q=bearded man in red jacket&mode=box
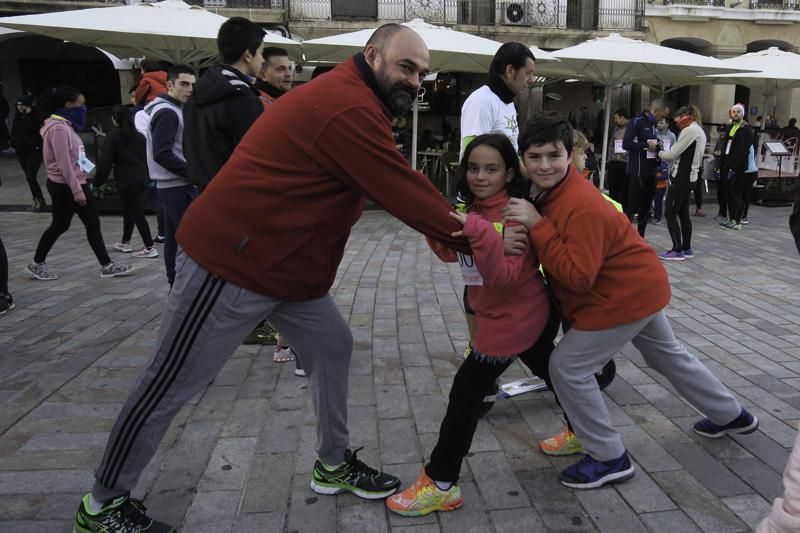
[75,23,482,532]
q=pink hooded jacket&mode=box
[41,117,88,203]
[427,191,549,356]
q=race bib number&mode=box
[614,139,624,154]
[458,252,483,286]
[78,146,95,173]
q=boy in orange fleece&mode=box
[502,111,758,489]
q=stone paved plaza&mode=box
[1,155,799,532]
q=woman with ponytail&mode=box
[26,87,134,280]
[94,106,156,258]
[657,105,707,261]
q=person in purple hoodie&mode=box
[25,87,134,281]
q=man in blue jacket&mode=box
[622,99,669,237]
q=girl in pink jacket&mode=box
[387,134,549,516]
[26,87,133,281]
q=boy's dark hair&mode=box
[613,108,629,119]
[262,46,288,63]
[140,59,162,73]
[456,133,529,206]
[519,111,574,155]
[489,42,535,79]
[37,86,82,117]
[217,17,266,65]
[167,64,194,83]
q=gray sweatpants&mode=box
[92,251,352,501]
[549,309,742,462]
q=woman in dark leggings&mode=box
[25,87,134,281]
[0,236,12,315]
[94,106,157,258]
[658,105,707,261]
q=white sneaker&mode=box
[114,241,133,253]
[132,247,159,258]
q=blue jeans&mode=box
[158,184,197,285]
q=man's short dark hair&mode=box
[218,17,266,64]
[365,23,408,50]
[519,111,574,155]
[614,108,629,119]
[489,42,535,78]
[141,59,162,73]
[167,64,194,83]
[790,118,797,127]
[262,46,288,63]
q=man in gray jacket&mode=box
[143,64,196,285]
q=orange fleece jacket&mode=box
[529,165,671,330]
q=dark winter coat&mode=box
[93,128,150,192]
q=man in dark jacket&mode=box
[719,103,754,230]
[622,99,669,237]
[182,16,264,190]
[10,94,45,212]
[254,46,293,107]
[75,24,472,533]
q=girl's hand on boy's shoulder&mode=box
[448,211,468,237]
[502,198,541,230]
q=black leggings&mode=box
[34,180,111,266]
[716,178,728,218]
[426,351,516,482]
[665,173,693,252]
[429,297,561,482]
[727,173,745,223]
[16,150,44,202]
[0,236,8,296]
[636,175,656,237]
[119,190,153,248]
[693,178,703,210]
[742,171,757,219]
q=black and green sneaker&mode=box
[310,448,401,500]
[74,493,176,533]
[242,323,278,345]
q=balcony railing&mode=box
[663,0,724,5]
[749,0,800,8]
[289,0,645,30]
[185,0,284,8]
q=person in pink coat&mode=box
[25,87,134,281]
[387,133,549,516]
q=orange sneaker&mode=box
[539,428,583,456]
[386,470,463,517]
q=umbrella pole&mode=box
[599,83,612,191]
[412,99,419,170]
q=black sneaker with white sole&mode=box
[73,493,175,533]
[693,408,759,438]
[310,447,400,499]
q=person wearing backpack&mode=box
[94,106,156,258]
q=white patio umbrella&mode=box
[304,19,559,168]
[699,47,800,119]
[0,0,301,65]
[535,33,755,188]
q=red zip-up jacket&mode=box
[427,191,549,356]
[177,56,470,300]
[529,165,671,330]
